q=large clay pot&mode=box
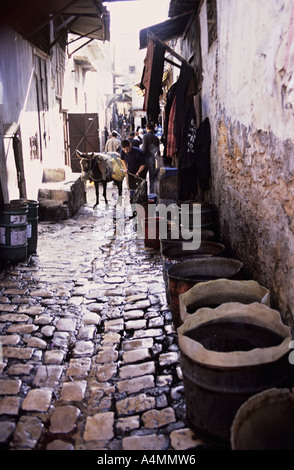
[179,278,270,324]
[178,303,294,447]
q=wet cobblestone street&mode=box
[0,183,212,453]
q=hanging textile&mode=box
[195,117,211,190]
[140,37,165,125]
[175,63,199,201]
[174,62,197,150]
[140,38,154,113]
[177,113,211,200]
[162,82,177,164]
[166,96,177,165]
[177,96,198,201]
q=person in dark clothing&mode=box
[142,123,160,194]
[131,131,142,148]
[128,131,135,145]
[120,139,146,202]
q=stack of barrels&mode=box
[0,199,39,262]
[152,173,294,449]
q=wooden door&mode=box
[68,113,100,172]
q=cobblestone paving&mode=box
[0,184,213,452]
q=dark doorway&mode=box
[68,113,100,172]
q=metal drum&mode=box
[167,257,243,328]
[178,303,294,448]
[11,199,39,254]
[0,202,28,261]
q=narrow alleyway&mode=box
[0,182,213,453]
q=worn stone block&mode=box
[22,389,52,412]
[84,412,114,441]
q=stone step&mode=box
[38,174,86,221]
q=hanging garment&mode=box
[140,38,165,124]
[177,96,198,201]
[140,38,154,113]
[163,82,177,162]
[195,117,211,190]
[166,95,177,159]
[174,62,197,150]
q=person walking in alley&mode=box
[130,130,142,148]
[120,139,146,203]
[142,122,160,194]
[105,130,121,152]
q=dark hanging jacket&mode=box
[195,117,211,190]
[177,96,198,201]
[140,38,165,125]
[174,62,197,150]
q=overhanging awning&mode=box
[2,0,110,51]
[139,11,193,50]
[168,0,201,18]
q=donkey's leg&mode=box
[118,181,123,197]
[116,181,123,206]
[93,181,99,208]
[102,181,108,205]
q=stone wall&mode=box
[178,0,294,322]
[211,0,294,322]
[215,111,294,322]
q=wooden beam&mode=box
[28,0,80,37]
[68,37,95,57]
[147,30,196,72]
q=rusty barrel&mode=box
[178,303,294,448]
[162,241,225,304]
[167,257,243,328]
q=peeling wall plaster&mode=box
[195,0,294,321]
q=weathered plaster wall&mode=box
[0,27,68,201]
[197,0,294,321]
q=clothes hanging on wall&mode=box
[162,82,177,164]
[140,38,154,114]
[140,37,165,125]
[177,95,198,201]
[166,96,177,167]
[194,117,211,191]
[174,62,197,150]
[162,62,211,201]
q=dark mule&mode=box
[77,150,125,208]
